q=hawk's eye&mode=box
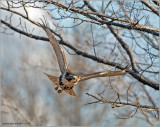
[72,76,78,83]
[72,76,76,80]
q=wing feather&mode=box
[44,73,58,86]
[79,70,126,81]
[43,27,69,73]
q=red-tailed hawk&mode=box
[41,25,128,97]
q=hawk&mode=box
[41,25,128,97]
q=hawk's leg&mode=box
[55,86,63,94]
[55,86,58,91]
[58,89,63,93]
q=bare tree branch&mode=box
[152,0,160,6]
[141,0,159,16]
[1,19,159,90]
[42,1,159,36]
[84,0,138,72]
[86,93,159,111]
[1,1,159,125]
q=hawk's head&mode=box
[65,72,79,83]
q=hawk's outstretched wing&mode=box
[44,73,58,86]
[42,27,69,73]
[79,70,126,81]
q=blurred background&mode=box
[1,0,159,126]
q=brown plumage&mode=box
[41,25,128,97]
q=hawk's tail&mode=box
[64,89,78,98]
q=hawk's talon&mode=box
[58,90,63,93]
[55,87,58,90]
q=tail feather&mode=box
[64,89,78,98]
